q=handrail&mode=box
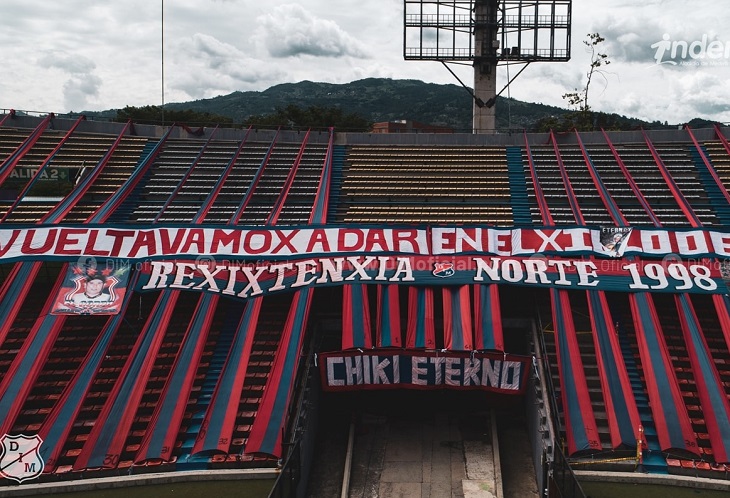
[153,125,221,222]
[42,120,134,224]
[714,123,730,156]
[267,129,311,224]
[641,128,702,228]
[549,130,584,224]
[600,128,661,226]
[685,125,730,206]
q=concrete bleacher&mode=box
[334,144,514,224]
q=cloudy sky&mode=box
[1,0,729,125]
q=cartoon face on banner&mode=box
[51,259,130,315]
[599,227,633,257]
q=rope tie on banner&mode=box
[636,425,645,471]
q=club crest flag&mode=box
[0,434,44,483]
[51,259,130,315]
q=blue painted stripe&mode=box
[255,288,312,455]
[197,297,260,451]
[142,294,214,459]
[414,288,428,348]
[351,285,368,348]
[587,291,635,445]
[678,295,730,458]
[633,293,685,449]
[477,285,496,350]
[552,289,591,452]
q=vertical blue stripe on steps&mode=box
[616,325,667,473]
[506,147,532,226]
[177,298,242,467]
[325,145,346,223]
[107,140,157,223]
[688,145,730,225]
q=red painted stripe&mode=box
[552,289,601,454]
[586,291,641,448]
[73,291,180,470]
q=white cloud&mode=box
[253,4,370,59]
[0,0,729,124]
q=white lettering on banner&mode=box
[624,262,717,291]
[2,226,730,260]
[676,230,708,255]
[412,357,428,385]
[322,354,525,391]
[137,256,721,296]
[472,258,596,287]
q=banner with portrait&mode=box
[51,259,130,315]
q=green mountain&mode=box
[102,78,716,132]
[163,78,578,132]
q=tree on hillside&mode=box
[115,106,234,127]
[244,104,372,131]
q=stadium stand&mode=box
[0,114,729,492]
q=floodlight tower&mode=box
[404,1,572,134]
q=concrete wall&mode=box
[1,112,727,146]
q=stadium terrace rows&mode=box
[1,113,730,487]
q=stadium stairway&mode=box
[505,146,532,225]
[325,145,346,223]
[106,140,158,223]
[176,298,241,469]
[617,323,666,473]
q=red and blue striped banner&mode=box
[406,287,435,349]
[676,294,730,462]
[442,286,473,351]
[551,289,602,455]
[191,297,261,456]
[39,274,139,471]
[0,271,67,437]
[246,288,313,458]
[137,293,218,462]
[342,285,372,349]
[376,285,402,348]
[586,291,641,448]
[630,293,698,454]
[73,291,179,470]
[473,284,503,351]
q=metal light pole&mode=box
[161,0,165,126]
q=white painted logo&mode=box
[0,434,45,483]
[651,34,730,66]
